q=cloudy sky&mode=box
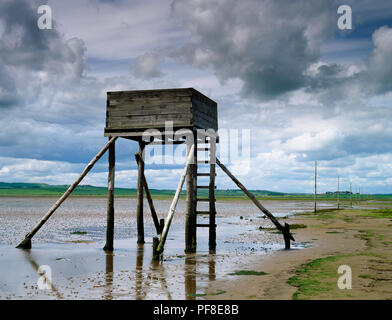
[0,0,391,193]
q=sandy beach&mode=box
[0,197,391,300]
[203,202,392,300]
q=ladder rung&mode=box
[197,185,209,189]
[197,173,211,176]
[196,211,210,215]
[197,198,216,202]
[197,160,210,164]
[196,224,217,228]
[197,147,210,151]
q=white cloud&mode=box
[132,52,164,79]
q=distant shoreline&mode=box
[1,182,391,201]
[0,193,391,203]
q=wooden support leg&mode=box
[216,157,295,248]
[209,136,217,253]
[104,139,115,251]
[159,218,165,234]
[185,132,197,253]
[136,141,145,244]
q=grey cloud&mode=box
[0,65,18,107]
[0,0,88,108]
[169,0,392,103]
[306,26,392,104]
[365,26,392,94]
[170,0,336,100]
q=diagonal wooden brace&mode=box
[134,152,163,234]
[215,158,295,248]
[16,137,118,249]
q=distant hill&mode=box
[1,182,389,199]
[0,181,287,198]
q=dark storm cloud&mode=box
[169,0,392,103]
[0,0,112,163]
[0,0,88,108]
[0,64,19,107]
[170,0,336,100]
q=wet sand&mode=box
[1,197,379,300]
[203,202,392,300]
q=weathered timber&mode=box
[197,173,213,177]
[105,88,218,137]
[159,218,164,234]
[135,152,161,234]
[208,136,217,252]
[136,142,145,244]
[104,139,116,251]
[185,134,197,253]
[16,137,118,249]
[156,144,195,255]
[196,211,210,215]
[215,158,295,246]
[152,237,160,261]
[196,224,216,227]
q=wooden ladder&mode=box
[196,133,217,252]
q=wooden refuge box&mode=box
[104,88,218,137]
[17,86,294,254]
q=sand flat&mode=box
[1,197,390,299]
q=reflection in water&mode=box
[135,244,145,300]
[22,249,63,299]
[19,246,218,300]
[150,259,172,300]
[208,255,216,281]
[184,254,196,300]
[104,252,114,300]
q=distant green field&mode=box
[0,182,391,201]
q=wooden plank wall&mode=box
[105,88,218,134]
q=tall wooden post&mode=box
[314,160,317,213]
[185,132,197,253]
[136,141,145,244]
[104,138,115,251]
[209,135,217,252]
